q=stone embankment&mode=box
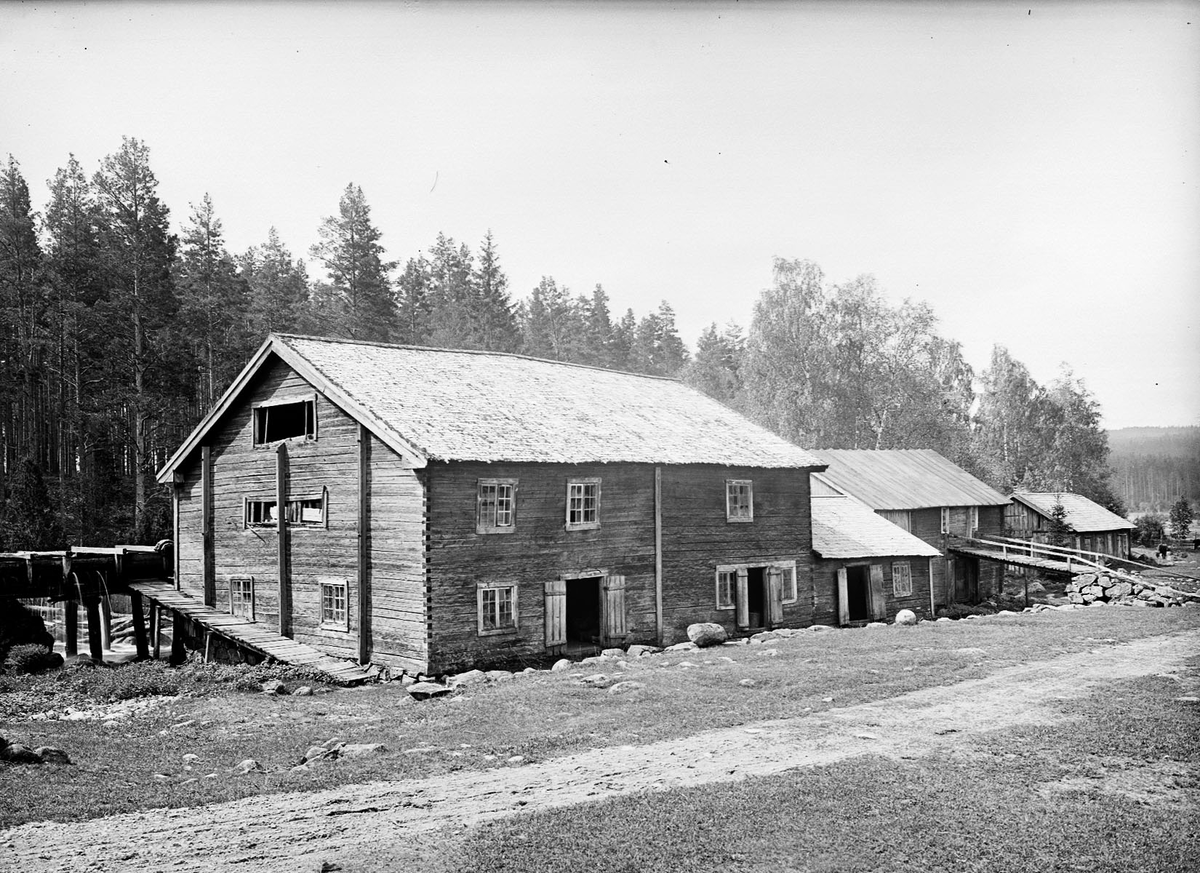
[1066,572,1200,608]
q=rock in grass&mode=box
[807,624,835,632]
[303,745,333,763]
[451,669,487,687]
[292,686,314,697]
[235,758,265,774]
[261,679,286,696]
[601,647,626,658]
[665,641,698,652]
[550,659,573,672]
[35,746,71,765]
[687,623,728,647]
[626,644,661,657]
[865,622,887,629]
[608,681,645,695]
[407,681,453,701]
[739,678,759,688]
[579,674,611,687]
[338,742,386,758]
[750,631,779,644]
[1,743,42,764]
[893,609,918,626]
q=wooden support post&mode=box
[130,591,150,661]
[276,443,291,638]
[170,613,186,664]
[64,600,78,657]
[357,423,371,665]
[151,604,161,659]
[84,599,104,662]
[202,445,215,606]
[99,593,112,652]
[654,465,663,645]
[203,631,213,664]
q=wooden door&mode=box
[766,566,784,628]
[836,568,849,626]
[735,568,750,630]
[868,564,887,620]
[544,579,566,647]
[602,575,627,642]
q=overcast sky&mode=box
[3,0,1197,430]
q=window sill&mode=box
[319,621,350,633]
[478,626,519,637]
[565,523,600,532]
[726,517,754,523]
[476,526,517,535]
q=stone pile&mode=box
[1066,572,1200,607]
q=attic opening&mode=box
[565,576,602,648]
[254,398,315,445]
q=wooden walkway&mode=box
[128,581,370,685]
[948,544,1082,575]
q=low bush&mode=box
[4,643,62,674]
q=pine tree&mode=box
[1046,496,1073,548]
[425,233,476,348]
[686,321,743,404]
[472,230,520,352]
[1168,497,1194,541]
[310,184,396,342]
[0,456,64,551]
[394,256,432,346]
[241,227,310,339]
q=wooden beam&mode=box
[202,444,214,605]
[130,591,150,660]
[170,612,186,664]
[84,599,103,662]
[150,604,161,659]
[64,600,78,657]
[276,443,291,637]
[654,465,663,645]
[357,423,371,665]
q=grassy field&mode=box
[2,604,1198,832]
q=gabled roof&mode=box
[1011,492,1135,532]
[811,486,942,559]
[813,449,1009,510]
[157,335,825,482]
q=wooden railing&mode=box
[949,534,1140,583]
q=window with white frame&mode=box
[245,490,327,528]
[566,479,600,530]
[478,582,518,634]
[320,579,348,629]
[477,479,516,533]
[892,562,913,597]
[229,576,254,619]
[780,562,798,604]
[253,397,316,445]
[716,569,737,610]
[726,480,753,522]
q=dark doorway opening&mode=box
[746,566,766,628]
[846,565,871,622]
[565,576,602,649]
[952,558,979,603]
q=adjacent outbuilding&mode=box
[1006,492,1135,559]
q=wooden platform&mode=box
[128,580,370,685]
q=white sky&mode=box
[2,0,1198,429]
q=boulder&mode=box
[625,644,661,657]
[807,624,836,632]
[1025,580,1047,595]
[450,669,487,687]
[550,658,573,672]
[865,622,887,630]
[35,747,71,765]
[2,742,42,764]
[484,670,514,682]
[338,742,386,758]
[1074,573,1097,587]
[235,758,265,774]
[665,641,698,652]
[750,632,779,644]
[686,623,728,647]
[1097,575,1114,589]
[607,681,645,695]
[893,609,918,626]
[303,745,334,763]
[601,647,626,658]
[1068,593,1085,604]
[292,686,314,697]
[1107,582,1133,600]
[261,679,286,696]
[407,681,453,701]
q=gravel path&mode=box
[4,628,1198,872]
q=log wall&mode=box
[811,555,934,625]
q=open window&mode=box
[478,582,519,635]
[244,489,327,528]
[477,479,517,534]
[253,397,316,446]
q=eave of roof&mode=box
[813,449,1010,510]
[811,493,942,559]
[1011,492,1135,532]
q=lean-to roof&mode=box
[813,449,1009,510]
[158,335,824,480]
[1011,492,1134,533]
[811,490,942,560]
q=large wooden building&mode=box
[157,334,826,674]
[809,474,942,625]
[813,450,1010,606]
[1005,492,1134,559]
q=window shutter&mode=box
[735,568,750,630]
[868,564,887,620]
[602,575,627,640]
[766,567,784,627]
[544,579,566,647]
[836,568,849,626]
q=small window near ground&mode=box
[320,580,348,629]
[716,569,737,610]
[892,562,913,597]
[477,479,517,533]
[245,490,327,528]
[726,480,753,522]
[253,398,316,445]
[230,576,254,619]
[566,479,600,530]
[478,583,518,634]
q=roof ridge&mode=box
[272,333,683,384]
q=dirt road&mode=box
[4,628,1198,872]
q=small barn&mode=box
[813,449,1010,606]
[1006,492,1134,559]
[156,334,826,675]
[810,474,942,625]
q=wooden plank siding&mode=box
[899,505,1004,607]
[660,465,813,644]
[812,556,933,626]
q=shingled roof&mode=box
[1011,492,1134,533]
[158,335,824,480]
[813,449,1009,510]
[810,478,942,559]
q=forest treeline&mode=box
[1,138,1125,549]
[1108,427,1200,512]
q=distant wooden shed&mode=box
[810,474,942,625]
[813,449,1011,606]
[156,334,826,674]
[1006,492,1134,559]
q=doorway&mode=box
[746,566,766,628]
[565,576,602,648]
[845,565,870,622]
[951,557,978,603]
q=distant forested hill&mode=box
[1108,426,1200,512]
